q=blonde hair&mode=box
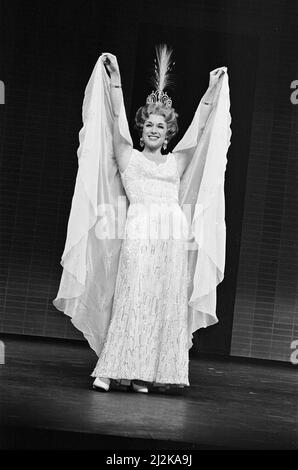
[134,103,178,142]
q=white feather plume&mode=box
[151,44,174,92]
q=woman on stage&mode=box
[53,46,231,394]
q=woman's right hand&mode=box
[101,53,120,77]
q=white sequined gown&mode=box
[91,149,190,386]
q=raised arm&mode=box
[174,68,224,178]
[102,53,132,173]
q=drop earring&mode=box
[162,139,168,150]
[140,137,144,148]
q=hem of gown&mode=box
[90,372,190,387]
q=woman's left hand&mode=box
[208,67,225,89]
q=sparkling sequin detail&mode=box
[91,149,190,386]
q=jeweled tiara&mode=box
[145,44,174,109]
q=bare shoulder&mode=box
[172,151,189,178]
[115,145,134,174]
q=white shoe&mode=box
[131,381,149,393]
[93,377,110,392]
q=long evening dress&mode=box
[52,55,231,386]
[91,149,190,385]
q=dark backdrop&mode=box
[0,0,297,361]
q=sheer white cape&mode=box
[53,54,232,356]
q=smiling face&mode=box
[142,114,167,151]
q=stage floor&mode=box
[0,335,297,450]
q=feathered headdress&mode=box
[146,44,175,109]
